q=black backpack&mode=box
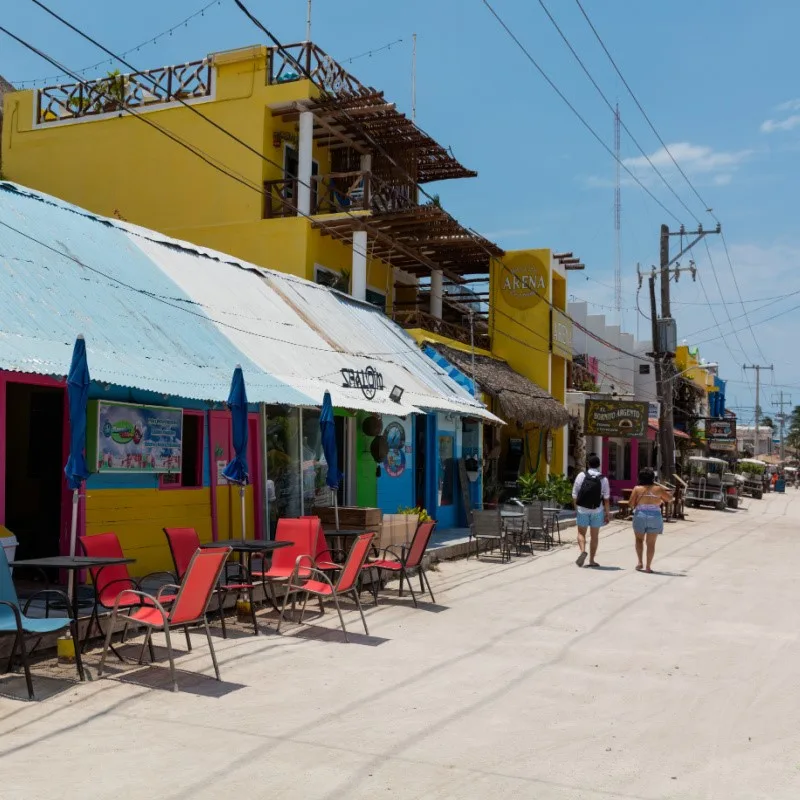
[576,472,603,508]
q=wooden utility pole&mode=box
[773,390,791,461]
[656,223,721,482]
[648,271,667,476]
[744,363,774,456]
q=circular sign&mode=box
[499,251,549,310]
[384,421,406,450]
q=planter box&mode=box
[312,506,382,530]
[379,514,419,551]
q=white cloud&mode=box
[776,98,800,112]
[760,99,800,133]
[586,142,751,190]
[622,142,752,174]
[761,114,800,133]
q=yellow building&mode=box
[405,248,571,495]
[1,42,486,309]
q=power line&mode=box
[573,0,715,220]
[11,0,224,87]
[341,38,404,65]
[478,0,683,224]
[719,231,769,362]
[536,0,699,224]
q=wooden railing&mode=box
[36,59,212,124]
[267,42,371,96]
[263,171,415,219]
[393,309,490,350]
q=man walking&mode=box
[572,454,610,567]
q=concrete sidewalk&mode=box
[1,492,799,799]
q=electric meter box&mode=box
[657,318,677,354]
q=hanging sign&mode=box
[706,417,736,447]
[341,366,384,399]
[584,399,648,438]
[88,400,182,473]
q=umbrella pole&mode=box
[66,487,79,617]
[333,487,339,531]
[240,483,247,539]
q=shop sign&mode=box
[551,308,573,361]
[341,366,384,400]
[648,401,660,420]
[88,400,182,473]
[584,399,648,438]
[498,252,549,310]
[706,417,736,446]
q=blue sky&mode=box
[2,0,799,421]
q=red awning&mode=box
[648,418,691,440]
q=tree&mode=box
[760,415,774,429]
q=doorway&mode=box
[415,415,427,509]
[4,383,65,562]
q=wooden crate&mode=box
[312,506,382,529]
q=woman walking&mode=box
[629,468,673,573]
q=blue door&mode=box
[436,433,457,529]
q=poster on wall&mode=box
[88,400,183,473]
[584,399,648,438]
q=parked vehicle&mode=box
[684,457,730,511]
[721,469,742,509]
[737,458,767,499]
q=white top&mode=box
[572,468,611,513]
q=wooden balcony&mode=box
[393,309,490,351]
[262,171,415,219]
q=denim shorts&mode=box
[633,508,664,535]
[576,508,605,529]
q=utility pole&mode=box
[648,272,666,475]
[743,364,774,456]
[772,389,790,461]
[656,223,721,483]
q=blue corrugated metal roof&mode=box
[0,182,312,405]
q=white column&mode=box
[297,110,314,216]
[352,229,368,300]
[430,269,443,318]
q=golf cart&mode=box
[684,457,730,511]
[737,458,766,499]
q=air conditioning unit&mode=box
[657,318,677,354]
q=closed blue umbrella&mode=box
[65,334,90,596]
[223,366,249,538]
[320,391,341,530]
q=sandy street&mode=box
[1,492,799,799]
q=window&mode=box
[639,364,650,375]
[160,412,204,489]
[365,288,386,311]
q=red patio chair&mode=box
[98,546,232,692]
[79,532,177,654]
[278,532,375,642]
[163,527,258,639]
[365,521,437,607]
[300,516,341,573]
[250,518,316,607]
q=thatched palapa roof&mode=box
[432,344,569,430]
